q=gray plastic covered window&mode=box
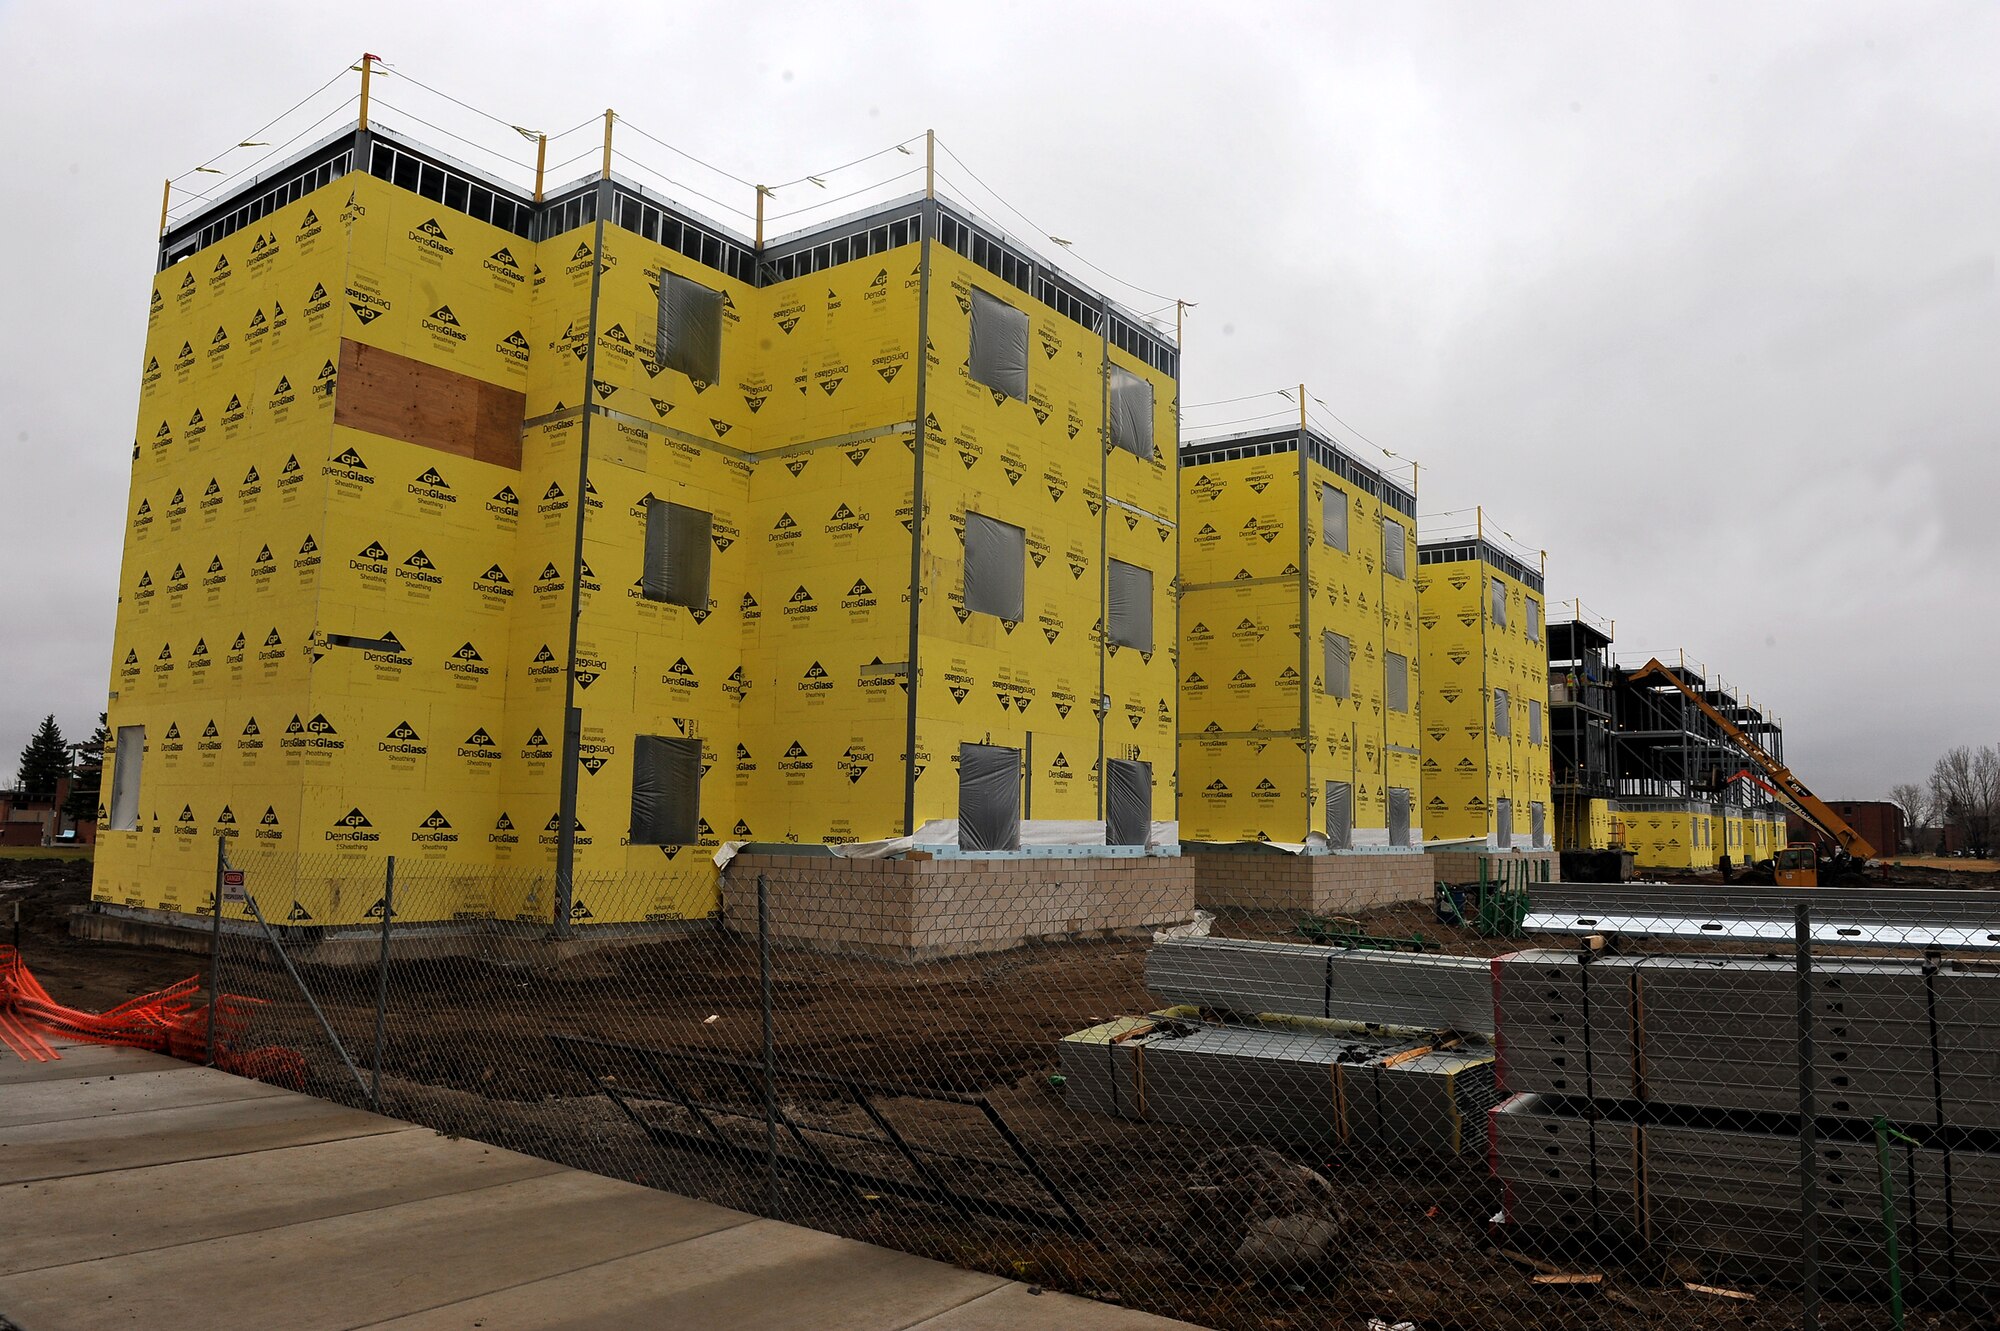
[1384,651,1409,713]
[1531,801,1547,848]
[1494,688,1512,737]
[1496,797,1514,848]
[631,734,702,846]
[1323,632,1350,698]
[1107,758,1152,847]
[968,287,1029,400]
[1109,365,1154,459]
[1326,780,1353,849]
[1107,558,1153,651]
[643,500,712,609]
[958,743,1022,851]
[1322,485,1348,551]
[1526,597,1541,643]
[1491,577,1508,628]
[1529,698,1543,745]
[1382,518,1406,578]
[107,725,144,830]
[1387,787,1412,847]
[657,272,724,385]
[963,512,1025,621]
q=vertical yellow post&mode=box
[1297,383,1307,433]
[600,109,615,181]
[1477,506,1484,541]
[357,54,374,132]
[159,178,172,236]
[755,185,768,248]
[925,129,935,200]
[534,134,548,201]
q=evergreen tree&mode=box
[63,712,110,822]
[15,714,67,796]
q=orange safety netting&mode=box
[0,945,305,1087]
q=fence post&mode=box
[758,870,778,1216]
[206,833,225,1066]
[1796,903,1821,1330]
[369,855,394,1111]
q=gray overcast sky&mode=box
[2,1,1993,799]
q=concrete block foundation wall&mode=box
[1187,849,1434,915]
[721,852,1195,962]
[1429,850,1559,886]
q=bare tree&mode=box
[1888,781,1932,852]
[1930,745,2000,857]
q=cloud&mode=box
[1,1,1992,800]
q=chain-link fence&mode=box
[183,843,1997,1331]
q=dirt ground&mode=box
[4,853,1993,1331]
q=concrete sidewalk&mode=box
[0,1039,1201,1331]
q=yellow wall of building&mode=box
[1415,552,1551,848]
[97,163,1180,928]
[1613,800,1719,870]
[1177,438,1419,846]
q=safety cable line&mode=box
[171,62,352,184]
[619,118,757,190]
[934,137,1177,307]
[611,150,758,221]
[764,166,927,224]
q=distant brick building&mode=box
[0,778,91,848]
[1786,800,1903,858]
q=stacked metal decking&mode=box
[1058,938,1501,1154]
[1490,947,2000,1290]
[1491,1094,2000,1287]
[1491,949,2000,1124]
[1059,1011,1497,1154]
[1144,936,1495,1034]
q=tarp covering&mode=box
[1323,632,1350,699]
[632,734,702,846]
[1531,801,1547,848]
[1491,576,1508,627]
[107,725,144,830]
[1385,651,1409,713]
[1383,516,1407,578]
[1494,689,1512,737]
[963,512,1025,620]
[1388,787,1413,847]
[1107,758,1152,846]
[1495,797,1513,848]
[1325,780,1353,848]
[658,272,724,384]
[644,500,712,608]
[957,743,1022,851]
[1322,484,1348,550]
[1109,364,1154,459]
[967,287,1029,400]
[1107,558,1153,652]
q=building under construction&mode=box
[1414,528,1554,876]
[1176,419,1433,909]
[1607,654,1788,870]
[1545,610,1616,852]
[93,101,1180,932]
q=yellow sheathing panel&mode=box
[102,177,356,915]
[1416,552,1550,848]
[1180,441,1416,845]
[100,161,1185,928]
[1614,800,1719,869]
[909,248,1175,832]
